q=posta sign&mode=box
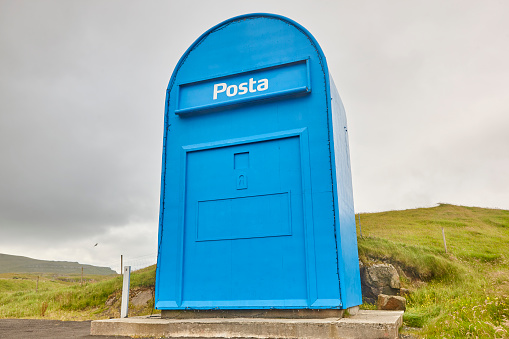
[175,59,310,115]
[213,78,268,100]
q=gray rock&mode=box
[131,289,153,307]
[360,263,401,303]
[400,288,410,297]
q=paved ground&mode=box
[0,319,260,339]
[0,318,415,338]
[0,319,131,339]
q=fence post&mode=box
[358,213,363,238]
[121,266,131,318]
[442,227,448,253]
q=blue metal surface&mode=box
[176,59,310,115]
[156,13,362,310]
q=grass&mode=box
[358,237,465,282]
[0,265,158,320]
[1,203,508,337]
[358,204,509,338]
[358,204,509,263]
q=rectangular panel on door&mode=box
[182,136,307,307]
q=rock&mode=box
[377,294,406,311]
[131,289,153,307]
[346,305,359,316]
[400,288,410,297]
[360,263,401,303]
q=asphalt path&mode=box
[0,319,130,339]
[0,319,258,339]
[0,318,414,338]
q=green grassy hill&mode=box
[357,204,509,338]
[0,265,157,320]
[358,203,509,263]
[0,253,116,275]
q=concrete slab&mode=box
[91,310,403,339]
[161,308,345,319]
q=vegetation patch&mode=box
[0,265,158,320]
[358,237,464,282]
[358,204,509,338]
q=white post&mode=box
[358,213,363,238]
[121,266,131,318]
[442,227,448,253]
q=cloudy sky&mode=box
[1,0,508,271]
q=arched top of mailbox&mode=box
[166,13,331,115]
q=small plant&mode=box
[40,301,48,317]
[360,302,377,310]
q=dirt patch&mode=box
[98,287,157,319]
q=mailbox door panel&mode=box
[181,136,307,307]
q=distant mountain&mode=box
[0,253,116,275]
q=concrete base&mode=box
[161,308,345,319]
[91,310,403,339]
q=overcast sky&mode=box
[1,0,508,271]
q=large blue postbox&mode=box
[155,13,362,310]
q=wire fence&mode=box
[123,253,157,272]
[104,253,158,274]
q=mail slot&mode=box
[155,13,362,310]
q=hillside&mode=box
[0,253,116,275]
[357,204,509,338]
[0,265,157,320]
[357,203,509,263]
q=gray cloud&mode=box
[0,0,508,267]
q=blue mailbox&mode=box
[155,13,362,310]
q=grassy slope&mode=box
[0,266,157,320]
[358,204,509,262]
[358,204,509,338]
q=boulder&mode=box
[400,287,410,297]
[360,263,401,303]
[377,294,406,311]
[131,288,153,307]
